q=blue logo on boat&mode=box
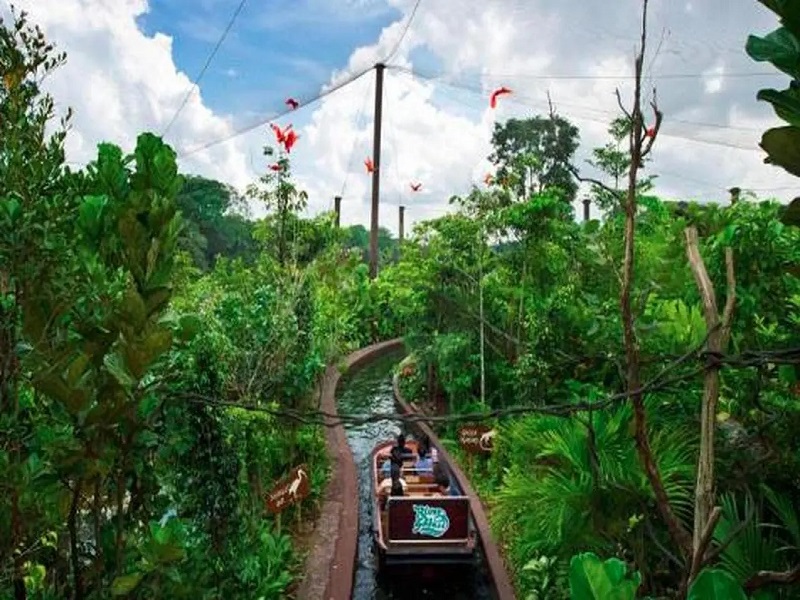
[412,504,450,537]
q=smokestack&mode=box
[334,196,341,227]
[582,197,591,222]
[399,205,405,244]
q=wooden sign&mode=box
[265,464,310,514]
[457,425,496,454]
[387,497,470,542]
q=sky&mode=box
[3,0,799,234]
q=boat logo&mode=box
[411,504,450,537]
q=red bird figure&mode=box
[410,182,422,192]
[484,173,494,185]
[490,86,512,109]
[270,123,292,144]
[364,158,374,173]
[644,107,658,138]
[283,128,299,153]
[269,163,282,172]
[286,97,299,110]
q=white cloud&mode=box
[7,0,800,240]
[704,64,725,94]
[4,0,256,190]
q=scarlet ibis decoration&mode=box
[270,123,299,153]
[490,86,512,109]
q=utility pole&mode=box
[334,195,341,228]
[479,228,486,406]
[396,205,405,262]
[368,63,385,280]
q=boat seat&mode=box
[405,484,440,496]
[403,473,435,484]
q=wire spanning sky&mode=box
[6,0,798,233]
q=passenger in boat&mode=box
[432,471,455,497]
[414,441,434,473]
[381,454,396,477]
[378,462,406,509]
[432,463,459,496]
[392,433,415,460]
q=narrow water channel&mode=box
[337,353,496,600]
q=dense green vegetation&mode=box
[2,0,800,598]
[0,9,386,598]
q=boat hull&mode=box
[371,439,476,570]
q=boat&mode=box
[371,437,477,567]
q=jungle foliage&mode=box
[0,8,380,598]
[3,1,800,599]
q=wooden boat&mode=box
[371,438,477,567]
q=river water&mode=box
[337,352,496,600]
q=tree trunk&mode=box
[619,0,693,559]
[69,480,84,600]
[684,228,735,558]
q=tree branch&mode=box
[567,163,624,198]
[618,0,692,559]
[615,89,632,120]
[684,225,736,563]
[640,94,663,161]
[688,506,722,582]
[744,565,800,593]
[721,247,736,347]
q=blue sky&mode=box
[136,0,402,126]
[17,0,800,232]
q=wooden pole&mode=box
[397,205,405,262]
[334,195,341,228]
[479,228,486,406]
[368,63,386,280]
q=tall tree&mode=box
[0,8,73,597]
[489,115,580,203]
[586,115,656,213]
[175,175,255,269]
[246,149,307,267]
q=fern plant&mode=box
[491,399,695,579]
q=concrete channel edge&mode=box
[296,338,406,600]
[392,373,518,600]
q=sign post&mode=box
[457,424,496,454]
[265,464,311,521]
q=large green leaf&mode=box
[757,88,800,127]
[118,287,147,328]
[746,28,800,79]
[176,313,203,342]
[757,0,800,34]
[760,126,800,177]
[32,373,89,415]
[687,569,747,600]
[568,552,641,600]
[110,572,144,596]
[104,352,135,390]
[780,197,800,226]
